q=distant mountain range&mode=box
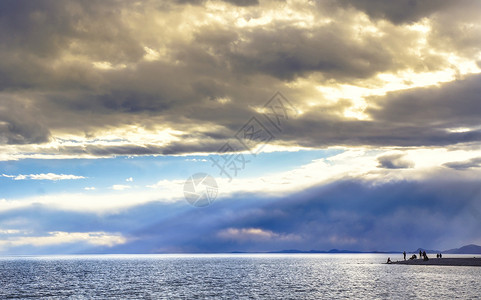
[268,249,366,254]
[237,244,481,254]
[443,244,481,254]
[412,244,481,254]
[411,248,441,254]
[232,249,397,254]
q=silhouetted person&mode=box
[423,251,427,261]
[440,253,442,258]
[387,257,392,264]
[419,250,422,259]
[403,251,406,260]
[436,253,439,258]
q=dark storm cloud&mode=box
[174,0,258,6]
[443,157,481,170]
[338,0,481,58]
[95,178,481,253]
[274,113,481,148]
[2,176,480,254]
[224,25,396,81]
[368,73,481,128]
[222,0,259,6]
[0,95,51,144]
[0,0,143,86]
[53,141,228,156]
[377,153,414,169]
[338,0,456,24]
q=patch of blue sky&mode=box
[0,149,343,199]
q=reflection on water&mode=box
[0,254,480,299]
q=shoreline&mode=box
[391,257,481,267]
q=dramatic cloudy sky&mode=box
[1,0,481,254]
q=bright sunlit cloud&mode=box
[2,173,86,181]
[0,231,127,249]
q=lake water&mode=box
[1,254,480,299]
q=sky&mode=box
[0,0,481,254]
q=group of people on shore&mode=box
[387,250,444,263]
[401,250,442,261]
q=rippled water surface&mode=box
[1,254,480,299]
